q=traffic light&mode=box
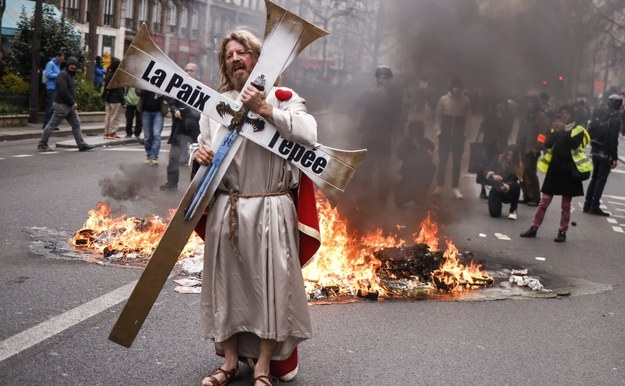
[542,80,548,86]
[558,75,564,81]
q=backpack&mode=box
[41,70,48,85]
[587,108,609,146]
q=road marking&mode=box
[0,280,137,363]
[603,194,625,201]
[102,148,169,153]
[12,155,34,158]
[612,226,624,233]
[607,218,618,224]
[608,201,625,207]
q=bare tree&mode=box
[302,0,370,80]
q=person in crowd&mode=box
[160,63,201,191]
[476,98,515,199]
[37,57,94,153]
[515,91,550,207]
[520,105,592,242]
[137,89,168,165]
[354,65,404,203]
[124,87,142,139]
[483,145,522,219]
[583,94,622,216]
[395,120,435,207]
[93,56,107,91]
[102,57,125,139]
[192,29,318,386]
[573,98,590,128]
[42,51,65,129]
[433,77,471,199]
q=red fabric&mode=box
[296,173,321,266]
[269,174,320,377]
[275,89,293,101]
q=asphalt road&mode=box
[1,130,625,386]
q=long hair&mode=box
[499,145,523,181]
[217,29,262,92]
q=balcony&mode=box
[67,8,79,21]
[125,18,135,30]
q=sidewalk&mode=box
[0,119,171,149]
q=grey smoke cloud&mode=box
[99,164,160,201]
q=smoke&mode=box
[99,164,160,201]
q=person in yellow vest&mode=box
[520,104,592,242]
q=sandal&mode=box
[251,374,275,386]
[201,366,239,386]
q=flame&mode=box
[430,240,493,292]
[303,194,493,297]
[71,198,492,296]
[69,202,203,261]
[302,197,404,297]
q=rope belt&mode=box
[219,190,291,265]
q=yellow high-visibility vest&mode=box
[537,125,592,174]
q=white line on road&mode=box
[12,154,34,158]
[0,280,137,363]
[612,226,624,233]
[603,194,625,201]
[607,218,618,224]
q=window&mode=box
[103,0,114,26]
[168,3,177,28]
[66,0,80,20]
[191,11,199,38]
[153,1,162,31]
[139,0,147,22]
[180,6,188,35]
[126,0,134,18]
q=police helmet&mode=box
[607,94,623,110]
[375,65,393,79]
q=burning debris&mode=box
[69,202,204,266]
[62,199,497,300]
[302,198,494,301]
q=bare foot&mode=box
[201,366,238,386]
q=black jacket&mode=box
[53,69,76,106]
[169,99,201,140]
[590,113,620,161]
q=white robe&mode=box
[197,88,317,360]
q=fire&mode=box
[303,194,493,298]
[70,202,203,262]
[430,240,494,292]
[70,198,492,296]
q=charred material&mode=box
[375,244,444,282]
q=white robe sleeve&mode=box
[268,87,318,147]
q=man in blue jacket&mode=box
[43,52,65,128]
